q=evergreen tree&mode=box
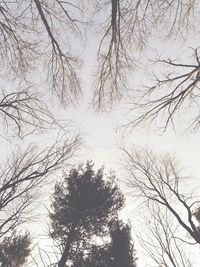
[49,161,124,267]
[0,233,31,267]
[109,220,136,267]
[72,220,137,267]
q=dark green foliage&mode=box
[49,161,124,266]
[109,220,136,267]
[73,245,111,267]
[72,220,136,267]
[0,233,31,267]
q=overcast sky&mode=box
[4,8,199,265]
[59,33,200,266]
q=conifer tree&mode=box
[0,233,31,267]
[49,161,124,267]
[72,220,137,267]
[109,220,136,267]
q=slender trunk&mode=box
[58,224,76,267]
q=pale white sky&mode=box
[21,37,200,265]
[1,10,200,266]
[60,32,200,266]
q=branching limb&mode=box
[126,48,200,132]
[0,134,80,238]
[122,146,200,244]
[0,89,59,138]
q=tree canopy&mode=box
[0,1,200,266]
[72,219,136,267]
[0,233,31,267]
[0,0,200,130]
[49,162,131,267]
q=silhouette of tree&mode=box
[49,161,124,267]
[72,219,136,267]
[0,0,83,106]
[92,0,199,112]
[109,219,136,267]
[125,48,200,132]
[0,135,80,240]
[0,232,31,267]
[122,146,200,245]
[1,0,200,120]
[139,207,193,267]
[72,245,110,267]
[0,3,82,264]
[0,89,58,138]
[0,135,80,267]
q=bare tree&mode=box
[0,134,80,239]
[0,88,59,138]
[0,0,199,113]
[0,0,84,105]
[0,1,86,141]
[0,2,84,264]
[92,0,135,110]
[92,0,198,110]
[126,48,200,132]
[139,206,193,267]
[121,146,200,245]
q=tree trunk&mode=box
[58,224,76,267]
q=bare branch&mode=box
[0,89,59,138]
[139,207,193,267]
[92,0,135,110]
[126,48,200,132]
[0,0,84,105]
[92,0,197,110]
[33,0,82,105]
[0,134,80,238]
[122,146,200,244]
